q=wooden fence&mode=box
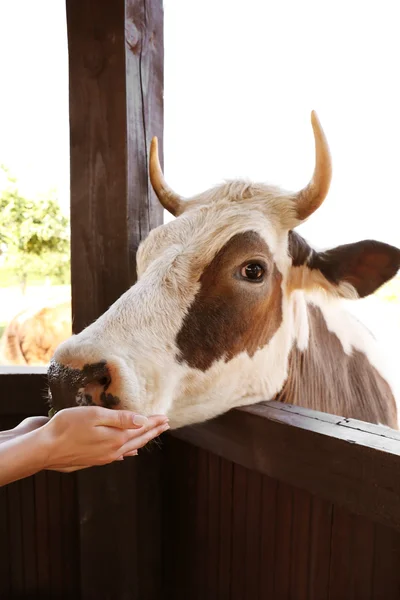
[2,1,400,598]
[2,375,400,599]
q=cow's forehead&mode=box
[137,193,291,278]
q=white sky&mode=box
[0,0,69,208]
[0,0,398,250]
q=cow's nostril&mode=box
[98,375,111,388]
[47,359,117,411]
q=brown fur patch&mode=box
[275,304,398,428]
[176,231,283,371]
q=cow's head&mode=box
[48,113,400,428]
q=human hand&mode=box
[37,406,169,471]
[0,416,50,444]
[13,416,50,435]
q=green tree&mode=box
[0,165,70,293]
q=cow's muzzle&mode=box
[47,359,120,412]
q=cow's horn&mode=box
[149,137,185,216]
[295,111,332,221]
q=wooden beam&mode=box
[173,401,400,532]
[0,370,47,417]
[66,1,164,598]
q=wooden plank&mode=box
[308,495,332,600]
[47,472,63,597]
[66,0,164,598]
[0,371,48,416]
[372,523,400,600]
[125,0,164,282]
[352,517,375,600]
[60,473,79,600]
[0,485,11,598]
[217,457,233,598]
[194,449,209,600]
[230,464,247,600]
[244,470,262,600]
[162,437,199,599]
[20,475,38,596]
[67,0,164,332]
[259,476,278,597]
[135,450,164,600]
[173,401,400,532]
[7,480,25,596]
[290,487,311,600]
[67,0,129,329]
[206,453,220,598]
[273,481,293,599]
[34,471,51,596]
[76,461,139,599]
[274,402,400,442]
[328,506,353,599]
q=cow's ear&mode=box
[288,231,400,298]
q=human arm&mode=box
[0,407,169,487]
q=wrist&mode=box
[0,427,53,486]
[0,429,18,444]
[26,426,54,471]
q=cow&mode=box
[47,113,400,430]
[0,302,71,366]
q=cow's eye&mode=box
[240,263,265,281]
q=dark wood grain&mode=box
[47,472,63,597]
[34,471,51,596]
[352,517,375,600]
[244,470,262,600]
[67,0,163,332]
[273,481,293,599]
[66,0,164,598]
[230,463,247,600]
[195,448,209,599]
[125,0,164,281]
[161,437,400,600]
[20,475,38,596]
[217,457,233,598]
[68,0,129,329]
[259,476,278,596]
[7,480,24,596]
[173,401,400,531]
[290,486,311,600]
[328,505,353,598]
[0,370,48,417]
[60,472,79,600]
[372,523,400,599]
[206,453,220,598]
[308,495,332,600]
[0,484,11,598]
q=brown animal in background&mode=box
[0,301,71,366]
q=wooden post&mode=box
[66,1,164,598]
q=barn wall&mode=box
[162,436,400,600]
[2,391,400,599]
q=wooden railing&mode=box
[2,370,400,598]
[174,400,400,532]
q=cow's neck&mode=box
[275,297,398,428]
